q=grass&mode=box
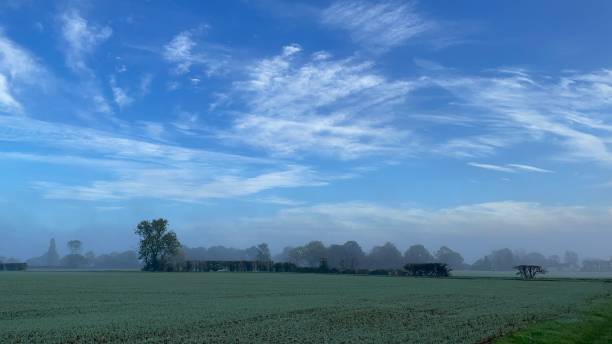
[1,271,611,343]
[496,290,612,344]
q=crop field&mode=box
[1,272,611,343]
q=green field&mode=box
[1,272,611,343]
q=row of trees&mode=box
[274,241,466,270]
[471,248,582,271]
[182,243,271,262]
[13,218,610,272]
[26,238,140,269]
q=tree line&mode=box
[6,218,611,273]
[24,238,140,269]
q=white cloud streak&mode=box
[468,162,516,173]
[60,10,112,71]
[109,76,133,109]
[432,69,612,165]
[251,201,612,237]
[163,27,226,76]
[0,115,327,202]
[469,162,553,174]
[0,30,46,114]
[507,164,554,173]
[223,45,419,159]
[321,0,434,52]
[0,74,21,112]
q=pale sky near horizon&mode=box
[1,1,612,261]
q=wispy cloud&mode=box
[507,164,554,173]
[0,30,46,114]
[59,9,113,115]
[0,115,328,202]
[221,44,419,159]
[254,196,305,206]
[60,9,112,71]
[275,201,605,234]
[321,0,434,52]
[0,74,21,112]
[435,135,515,158]
[469,162,553,174]
[163,30,198,74]
[109,76,133,109]
[468,162,516,173]
[432,69,612,165]
[31,165,324,202]
[163,26,227,76]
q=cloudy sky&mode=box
[1,1,612,260]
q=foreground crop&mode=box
[1,272,610,343]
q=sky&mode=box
[1,1,612,261]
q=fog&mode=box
[2,213,610,264]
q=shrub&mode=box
[3,263,27,271]
[514,265,546,280]
[404,263,451,277]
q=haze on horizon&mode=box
[1,1,612,262]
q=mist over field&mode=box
[3,217,612,264]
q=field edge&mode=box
[495,291,612,344]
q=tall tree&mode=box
[287,246,306,265]
[67,240,82,255]
[302,241,327,267]
[435,246,464,270]
[135,218,181,271]
[341,241,365,269]
[564,250,579,268]
[368,242,403,269]
[404,244,434,264]
[471,256,493,271]
[489,248,516,270]
[255,243,272,261]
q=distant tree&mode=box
[514,265,546,280]
[94,250,141,269]
[547,254,561,268]
[489,248,516,271]
[287,246,306,266]
[60,240,88,268]
[471,256,493,271]
[341,241,365,269]
[84,251,96,264]
[325,241,366,270]
[255,243,272,262]
[198,245,252,261]
[367,242,403,269]
[564,250,579,269]
[404,244,434,264]
[61,253,88,268]
[134,219,181,271]
[521,252,547,266]
[67,240,82,255]
[327,244,345,269]
[273,246,294,262]
[435,246,464,270]
[581,259,612,272]
[302,241,327,267]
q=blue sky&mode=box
[1,1,612,260]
